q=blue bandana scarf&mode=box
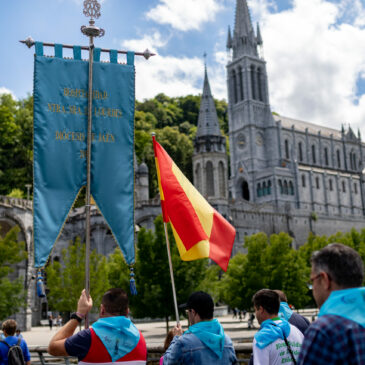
[254,318,291,349]
[278,302,293,321]
[92,316,140,361]
[319,287,365,328]
[185,319,225,358]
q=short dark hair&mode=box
[184,291,214,320]
[311,243,364,288]
[101,288,128,316]
[274,290,288,302]
[252,289,280,315]
[2,320,17,336]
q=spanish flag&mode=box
[153,136,236,271]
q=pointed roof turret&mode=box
[256,22,263,45]
[234,0,254,38]
[232,0,258,58]
[226,26,233,49]
[196,62,221,138]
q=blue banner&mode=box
[33,44,135,267]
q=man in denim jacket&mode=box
[162,291,237,364]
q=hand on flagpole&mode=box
[77,289,93,316]
[172,323,183,337]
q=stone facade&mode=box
[197,0,365,254]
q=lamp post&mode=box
[25,184,32,201]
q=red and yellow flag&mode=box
[152,136,236,271]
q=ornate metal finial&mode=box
[83,0,101,19]
[24,36,35,48]
[81,0,105,38]
[143,49,152,60]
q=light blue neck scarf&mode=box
[254,318,290,349]
[92,316,140,361]
[319,287,365,328]
[185,319,225,358]
[278,302,293,321]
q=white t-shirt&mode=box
[253,323,304,365]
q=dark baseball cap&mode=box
[180,291,214,319]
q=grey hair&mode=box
[311,243,364,288]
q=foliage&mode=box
[46,237,110,312]
[7,189,24,198]
[0,94,33,196]
[218,232,310,309]
[0,226,27,320]
[132,215,208,326]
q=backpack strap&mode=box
[0,341,10,348]
[16,338,21,346]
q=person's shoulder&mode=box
[224,333,234,346]
[291,311,310,324]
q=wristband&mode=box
[70,312,83,323]
[76,312,86,319]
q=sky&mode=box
[1,0,365,135]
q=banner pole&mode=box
[84,33,94,329]
[81,0,105,329]
[163,222,180,325]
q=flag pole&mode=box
[163,222,180,325]
[152,133,180,324]
[81,0,105,329]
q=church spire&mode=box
[256,22,263,45]
[196,57,221,138]
[226,25,233,50]
[232,0,258,58]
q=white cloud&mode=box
[251,0,365,135]
[146,0,223,31]
[122,31,169,53]
[133,55,204,100]
[0,87,16,99]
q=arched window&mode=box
[284,180,288,195]
[195,163,202,192]
[337,149,341,168]
[232,70,238,104]
[218,161,225,198]
[242,180,250,201]
[324,147,329,166]
[263,181,267,196]
[257,67,263,101]
[268,180,272,195]
[312,145,316,164]
[206,161,214,196]
[238,66,244,101]
[354,182,358,194]
[298,142,303,162]
[350,152,354,170]
[329,179,333,191]
[289,181,294,195]
[257,183,262,197]
[302,175,306,187]
[279,179,283,194]
[285,139,290,159]
[250,65,256,100]
[342,181,346,193]
[315,177,320,189]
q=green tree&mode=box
[0,226,27,320]
[133,215,208,331]
[0,94,33,195]
[46,237,110,312]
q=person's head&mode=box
[2,320,17,336]
[183,291,214,325]
[274,290,287,303]
[100,288,129,317]
[15,329,21,335]
[310,243,364,308]
[252,289,280,324]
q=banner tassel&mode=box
[129,267,137,296]
[36,270,46,298]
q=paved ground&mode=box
[21,310,317,348]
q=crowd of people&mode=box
[0,243,363,365]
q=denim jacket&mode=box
[162,332,237,364]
